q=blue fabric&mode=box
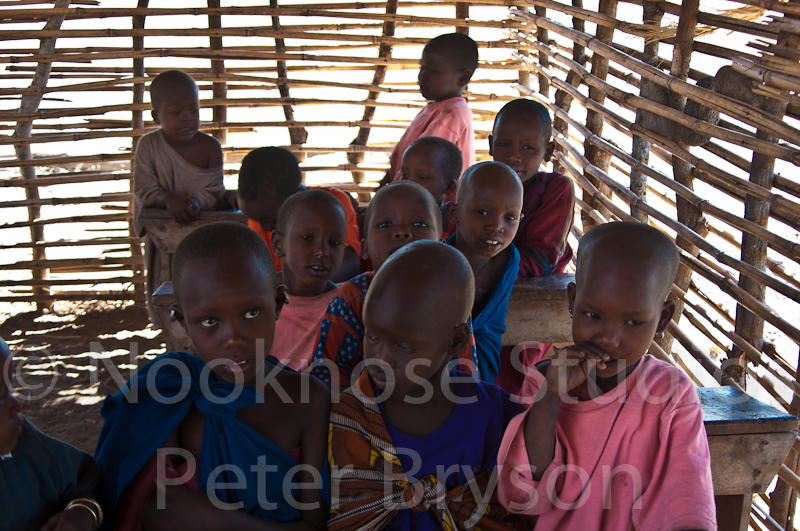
[381,372,523,530]
[446,235,521,383]
[95,352,321,527]
[1,420,99,531]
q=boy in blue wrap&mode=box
[94,221,330,530]
[446,161,523,383]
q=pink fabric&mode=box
[272,289,339,371]
[389,97,475,201]
[497,355,716,531]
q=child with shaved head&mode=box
[95,222,330,530]
[328,241,528,530]
[133,69,226,324]
[497,222,716,530]
[446,161,523,383]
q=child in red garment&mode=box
[271,190,348,371]
[398,136,461,238]
[489,99,576,394]
[385,33,477,201]
[497,222,716,531]
[238,146,361,282]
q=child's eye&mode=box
[329,239,342,246]
[413,221,429,228]
[396,343,416,353]
[626,319,646,326]
[300,234,313,241]
[475,210,487,215]
[523,144,534,150]
[199,318,218,328]
[506,214,519,221]
[399,172,409,180]
[245,309,261,319]
[375,221,391,229]
[365,333,379,344]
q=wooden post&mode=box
[629,0,664,223]
[580,0,617,232]
[347,0,397,190]
[762,15,800,528]
[13,0,70,312]
[535,5,550,98]
[455,3,469,34]
[129,0,148,303]
[657,0,709,355]
[207,0,227,145]
[552,0,588,176]
[271,0,307,161]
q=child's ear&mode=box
[170,304,186,331]
[360,236,369,261]
[657,299,676,335]
[274,284,289,320]
[488,134,494,157]
[446,202,459,227]
[443,179,457,198]
[456,69,472,88]
[544,140,555,162]
[271,230,285,258]
[151,109,160,125]
[448,322,471,357]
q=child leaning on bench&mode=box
[94,222,330,530]
[328,240,531,530]
[132,70,226,322]
[497,222,716,530]
[489,98,576,393]
[0,337,102,531]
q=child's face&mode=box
[449,172,523,259]
[241,192,285,234]
[173,255,286,386]
[399,144,455,204]
[363,190,441,270]
[363,288,455,397]
[152,86,200,145]
[0,346,23,455]
[568,262,673,379]
[489,113,554,183]
[418,46,468,102]
[273,200,347,296]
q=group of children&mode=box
[0,30,717,531]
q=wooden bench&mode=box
[138,207,248,285]
[503,272,574,345]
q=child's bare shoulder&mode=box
[190,131,223,167]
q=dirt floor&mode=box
[0,301,166,454]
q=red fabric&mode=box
[247,186,362,273]
[389,97,475,203]
[515,172,575,278]
[494,344,548,397]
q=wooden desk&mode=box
[503,273,574,345]
[700,386,798,530]
[138,208,248,283]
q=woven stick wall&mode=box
[2,0,800,526]
[509,0,800,527]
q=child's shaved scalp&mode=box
[370,240,475,324]
[577,222,679,300]
[455,160,522,203]
[238,147,302,203]
[363,181,442,238]
[149,69,198,110]
[494,98,552,141]
[407,136,463,183]
[276,189,346,233]
[172,221,276,301]
[425,33,479,74]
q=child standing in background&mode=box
[489,98,575,393]
[328,241,529,530]
[0,338,102,531]
[386,33,477,200]
[398,136,461,237]
[132,70,225,322]
[271,190,348,371]
[446,161,523,383]
[238,146,362,282]
[497,222,716,531]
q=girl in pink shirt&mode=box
[497,222,716,531]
